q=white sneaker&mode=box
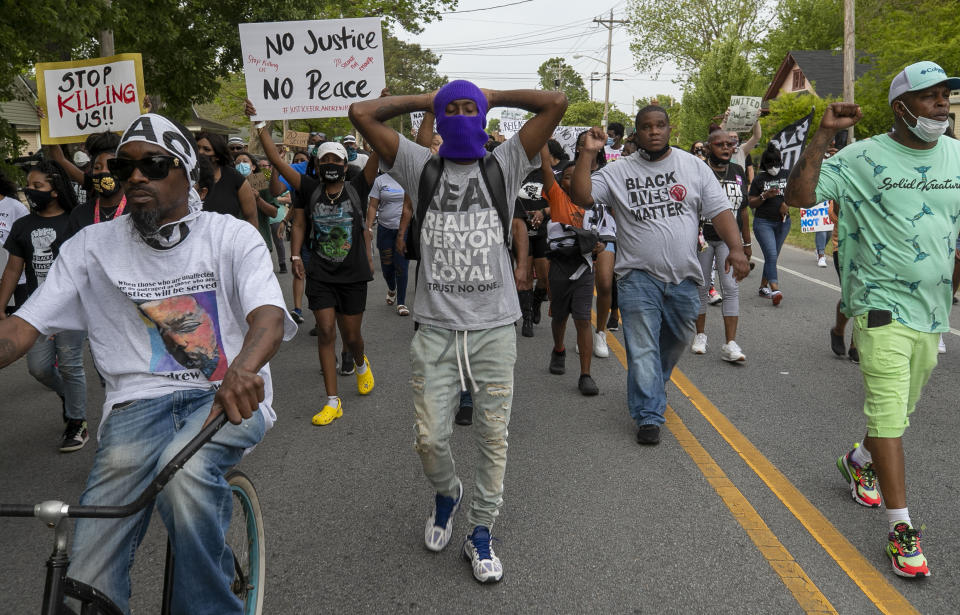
[720,340,746,362]
[593,330,609,358]
[424,482,462,552]
[691,333,707,354]
[758,286,772,297]
[462,526,503,583]
[817,255,828,268]
[938,334,946,354]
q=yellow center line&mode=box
[598,319,836,614]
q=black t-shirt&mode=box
[516,169,548,237]
[703,163,748,241]
[65,197,128,240]
[749,169,790,221]
[3,212,71,295]
[204,165,246,219]
[295,173,373,284]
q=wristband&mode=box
[742,242,752,247]
[290,255,301,261]
[254,121,267,130]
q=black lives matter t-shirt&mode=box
[703,163,748,241]
[3,212,71,295]
[749,169,790,221]
[295,173,372,284]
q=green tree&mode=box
[561,101,630,127]
[536,57,588,104]
[757,0,843,78]
[626,0,769,75]
[675,34,767,146]
[486,118,500,133]
[756,91,837,158]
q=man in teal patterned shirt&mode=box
[786,60,960,578]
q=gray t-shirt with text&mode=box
[591,149,730,285]
[387,135,538,330]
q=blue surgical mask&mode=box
[606,137,614,147]
[235,162,252,177]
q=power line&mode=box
[440,0,533,14]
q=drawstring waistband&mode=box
[454,330,479,394]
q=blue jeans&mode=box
[376,226,409,305]
[815,230,829,255]
[26,329,86,421]
[753,216,792,285]
[67,389,265,615]
[617,270,700,427]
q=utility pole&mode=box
[593,9,628,131]
[842,0,855,144]
[100,0,114,56]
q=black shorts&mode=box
[833,250,840,283]
[528,235,548,259]
[306,279,367,314]
[549,269,594,322]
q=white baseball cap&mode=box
[342,135,357,144]
[316,141,347,161]
[888,61,960,106]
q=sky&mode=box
[396,0,685,123]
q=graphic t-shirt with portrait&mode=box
[15,209,298,435]
[0,196,29,288]
[295,172,372,284]
[749,169,790,221]
[3,211,71,295]
[590,148,730,284]
[703,162,747,241]
[387,134,538,330]
[816,133,960,333]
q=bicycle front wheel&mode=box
[225,469,266,615]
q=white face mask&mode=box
[767,166,781,175]
[900,102,948,142]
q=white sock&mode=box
[355,357,368,374]
[851,442,872,467]
[887,507,911,532]
[327,395,340,406]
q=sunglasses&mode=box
[229,145,244,151]
[108,155,182,181]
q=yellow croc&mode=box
[356,356,375,395]
[311,398,343,426]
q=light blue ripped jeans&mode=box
[411,324,515,529]
[67,388,265,615]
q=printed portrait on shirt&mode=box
[137,291,227,381]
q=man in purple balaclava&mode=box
[350,82,566,583]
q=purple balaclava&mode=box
[433,80,489,161]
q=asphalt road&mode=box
[1,241,958,614]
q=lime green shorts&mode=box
[853,314,938,438]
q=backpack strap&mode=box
[407,154,444,261]
[478,153,512,248]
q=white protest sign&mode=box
[498,120,590,158]
[37,54,146,144]
[410,111,425,134]
[725,95,762,133]
[239,18,386,120]
[799,201,834,233]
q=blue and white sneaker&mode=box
[462,525,503,583]
[424,482,462,552]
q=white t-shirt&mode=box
[590,149,730,285]
[369,173,405,230]
[0,196,29,290]
[16,211,297,436]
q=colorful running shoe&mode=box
[356,355,375,395]
[887,522,930,578]
[311,397,343,426]
[837,446,881,507]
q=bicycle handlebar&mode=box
[0,412,228,520]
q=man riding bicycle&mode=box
[0,113,295,614]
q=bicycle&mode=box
[0,413,266,614]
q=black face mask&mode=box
[317,162,345,184]
[707,151,729,167]
[24,188,55,210]
[91,172,122,197]
[637,143,671,162]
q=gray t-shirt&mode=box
[591,149,730,285]
[369,173,405,230]
[387,135,538,330]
